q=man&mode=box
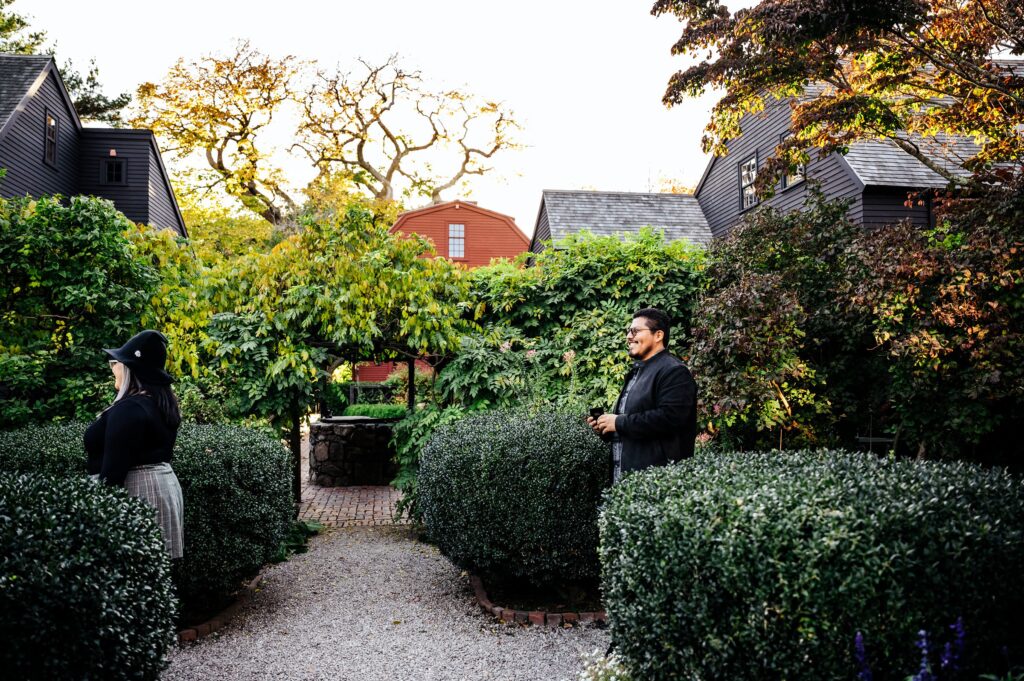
[587,307,697,482]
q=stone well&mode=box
[308,416,398,487]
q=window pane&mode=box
[449,237,464,258]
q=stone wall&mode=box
[308,416,398,487]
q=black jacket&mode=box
[613,349,697,473]
[85,394,177,486]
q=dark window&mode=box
[102,159,126,184]
[43,112,58,167]
[448,223,465,258]
[780,133,806,189]
[739,154,758,210]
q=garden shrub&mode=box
[0,421,87,478]
[599,450,1024,681]
[0,472,176,680]
[171,422,294,613]
[419,410,610,586]
[342,403,407,419]
[390,404,471,521]
[319,380,349,416]
[0,421,294,617]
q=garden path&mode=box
[162,526,609,680]
[297,432,407,527]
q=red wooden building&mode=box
[355,200,530,381]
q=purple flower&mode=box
[941,617,965,673]
[855,631,873,681]
[913,630,934,681]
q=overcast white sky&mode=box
[28,0,738,235]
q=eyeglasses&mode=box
[625,326,652,337]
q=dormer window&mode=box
[102,158,126,184]
[43,111,58,167]
[448,223,465,258]
[740,154,758,210]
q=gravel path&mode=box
[163,526,609,681]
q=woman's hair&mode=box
[110,364,182,428]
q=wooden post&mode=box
[407,358,416,411]
[290,403,301,517]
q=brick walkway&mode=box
[297,432,409,527]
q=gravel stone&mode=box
[163,526,609,680]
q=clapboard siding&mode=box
[147,143,182,233]
[79,129,150,224]
[392,202,529,267]
[0,70,79,198]
[861,187,932,228]
[531,204,552,252]
[0,56,186,236]
[696,97,865,236]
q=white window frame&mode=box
[780,133,806,190]
[739,154,758,210]
[448,223,465,259]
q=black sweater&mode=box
[85,394,177,486]
[612,349,697,472]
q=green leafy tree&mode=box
[0,0,44,54]
[0,196,159,426]
[60,58,131,125]
[202,201,475,497]
[654,0,1024,188]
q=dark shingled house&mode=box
[693,92,981,240]
[0,53,186,236]
[529,189,712,253]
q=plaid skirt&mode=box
[124,463,184,559]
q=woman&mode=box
[85,330,184,559]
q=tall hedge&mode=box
[600,451,1024,680]
[172,422,294,608]
[0,196,159,428]
[419,410,610,586]
[0,473,176,680]
[0,421,294,615]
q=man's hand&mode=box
[587,413,617,436]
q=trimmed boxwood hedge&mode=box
[599,450,1024,681]
[342,403,407,419]
[0,472,176,680]
[0,421,294,616]
[418,410,610,586]
[0,421,88,477]
[172,422,294,609]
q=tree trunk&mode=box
[407,358,416,411]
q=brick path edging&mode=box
[177,573,262,644]
[469,574,607,627]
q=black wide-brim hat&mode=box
[104,330,173,386]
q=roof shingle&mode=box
[539,190,712,247]
[0,54,52,134]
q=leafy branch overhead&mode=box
[654,0,1024,189]
[133,43,521,225]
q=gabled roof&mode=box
[0,54,80,143]
[392,199,529,246]
[535,189,712,248]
